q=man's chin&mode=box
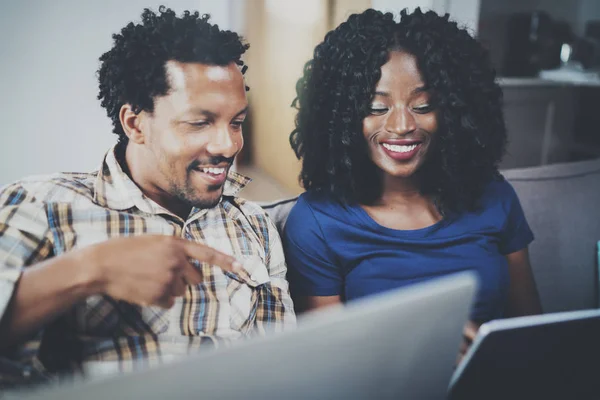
[186,197,219,210]
[189,188,224,210]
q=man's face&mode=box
[139,61,248,211]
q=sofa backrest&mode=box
[502,157,600,313]
[262,197,298,235]
[263,157,600,314]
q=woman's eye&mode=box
[369,107,388,115]
[231,121,244,129]
[413,104,433,114]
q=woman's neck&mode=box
[371,175,424,207]
[361,176,442,230]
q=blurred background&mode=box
[1,0,599,202]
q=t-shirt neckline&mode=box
[353,203,452,237]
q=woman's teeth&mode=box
[382,143,418,153]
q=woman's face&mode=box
[362,50,438,182]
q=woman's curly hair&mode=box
[290,8,506,214]
[98,6,249,144]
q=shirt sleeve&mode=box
[0,183,53,324]
[283,196,343,297]
[498,180,534,255]
[254,216,296,333]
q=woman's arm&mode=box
[459,247,541,364]
[294,295,342,314]
[505,247,543,317]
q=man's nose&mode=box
[206,126,240,158]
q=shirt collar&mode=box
[93,145,251,215]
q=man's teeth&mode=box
[382,143,418,153]
[200,167,226,175]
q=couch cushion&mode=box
[261,197,298,235]
[502,157,600,312]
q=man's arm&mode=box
[0,251,101,351]
[255,220,297,332]
[0,185,70,352]
[0,186,241,352]
[1,234,240,352]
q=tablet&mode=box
[449,309,600,399]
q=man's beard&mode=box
[167,155,233,211]
[172,182,224,210]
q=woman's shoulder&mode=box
[444,176,525,235]
[287,191,356,229]
[293,190,347,213]
[478,175,520,208]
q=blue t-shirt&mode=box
[283,177,534,322]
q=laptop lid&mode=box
[449,309,600,400]
[20,272,476,400]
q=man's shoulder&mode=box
[220,197,282,254]
[1,171,98,205]
[226,196,273,220]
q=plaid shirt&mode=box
[0,146,295,384]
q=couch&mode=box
[263,157,600,314]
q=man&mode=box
[0,6,295,386]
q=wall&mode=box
[479,0,581,27]
[478,0,594,74]
[446,0,481,35]
[478,0,600,38]
[372,0,443,15]
[577,0,600,36]
[244,0,329,195]
[331,0,371,28]
[372,0,480,33]
[0,0,231,185]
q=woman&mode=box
[284,8,542,355]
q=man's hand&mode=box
[457,320,481,366]
[84,235,241,308]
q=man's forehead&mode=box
[165,60,243,88]
[162,60,248,117]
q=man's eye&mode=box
[189,121,208,128]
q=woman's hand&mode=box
[457,320,482,366]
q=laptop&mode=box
[449,309,600,400]
[18,272,476,400]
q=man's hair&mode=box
[98,6,249,144]
[290,8,506,215]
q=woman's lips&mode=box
[380,142,422,161]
